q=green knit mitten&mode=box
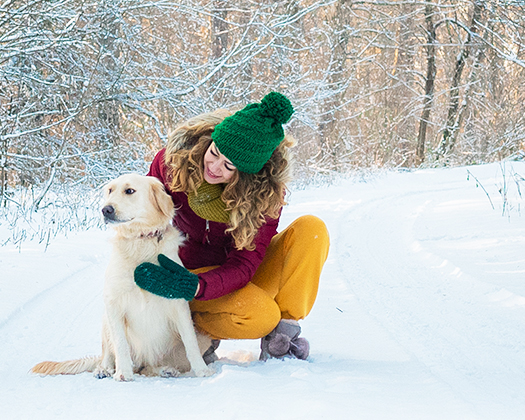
[134,254,199,301]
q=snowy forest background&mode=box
[1,0,525,246]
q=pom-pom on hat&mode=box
[211,92,294,174]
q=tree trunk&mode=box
[210,0,229,103]
[392,3,417,166]
[318,0,351,168]
[238,3,253,102]
[450,22,489,156]
[416,4,437,165]
[438,0,484,159]
[0,132,7,207]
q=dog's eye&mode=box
[125,188,136,195]
[108,188,113,194]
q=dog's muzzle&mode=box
[102,205,133,224]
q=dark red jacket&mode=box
[147,149,280,301]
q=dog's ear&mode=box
[150,180,175,220]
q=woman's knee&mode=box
[289,215,330,248]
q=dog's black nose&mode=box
[102,205,115,219]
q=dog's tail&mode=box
[31,356,100,376]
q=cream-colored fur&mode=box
[31,174,214,381]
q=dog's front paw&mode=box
[193,366,215,377]
[114,368,134,382]
[93,366,114,379]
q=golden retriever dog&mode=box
[31,174,214,381]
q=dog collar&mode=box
[140,229,165,242]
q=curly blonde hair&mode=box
[164,109,294,251]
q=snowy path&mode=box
[334,175,525,419]
[1,162,525,419]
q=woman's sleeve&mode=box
[194,215,279,301]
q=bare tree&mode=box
[438,0,485,159]
[416,2,437,165]
[317,0,352,168]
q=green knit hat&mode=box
[211,92,294,174]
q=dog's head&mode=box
[101,174,174,230]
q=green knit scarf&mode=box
[187,181,230,223]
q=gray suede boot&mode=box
[202,339,220,365]
[260,319,310,361]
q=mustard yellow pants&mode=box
[189,215,330,340]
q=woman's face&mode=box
[203,142,237,184]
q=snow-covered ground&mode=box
[1,162,525,420]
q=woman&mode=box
[134,92,330,361]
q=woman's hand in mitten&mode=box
[134,254,199,301]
